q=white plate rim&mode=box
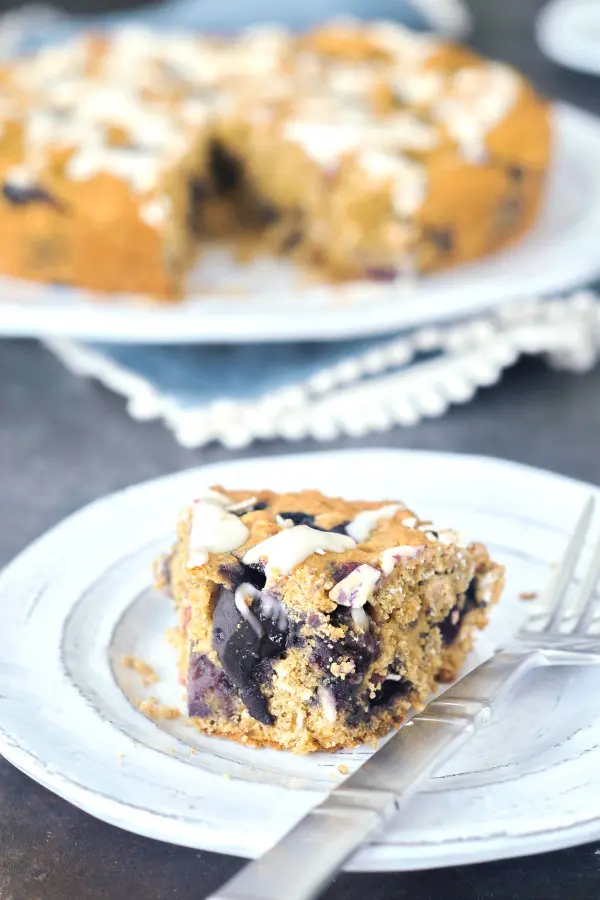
[2,447,600,871]
[1,104,600,344]
[536,0,600,76]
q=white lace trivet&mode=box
[45,291,600,449]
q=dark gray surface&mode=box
[3,0,600,897]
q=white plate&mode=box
[1,104,600,344]
[2,448,600,871]
[536,0,600,75]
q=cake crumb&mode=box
[122,655,159,687]
[338,764,349,775]
[519,591,538,601]
[224,773,231,781]
[166,627,180,648]
[117,753,125,764]
[138,698,181,720]
[330,660,355,678]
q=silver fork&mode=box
[209,497,600,900]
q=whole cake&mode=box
[157,487,504,753]
[0,21,550,298]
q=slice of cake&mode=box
[157,487,504,754]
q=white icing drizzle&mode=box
[140,196,172,229]
[380,544,426,575]
[283,112,435,188]
[179,98,213,127]
[317,685,337,723]
[346,503,405,542]
[438,528,467,546]
[242,525,355,583]
[26,110,102,160]
[381,113,438,151]
[325,62,379,95]
[187,500,249,568]
[233,583,288,635]
[422,526,469,548]
[275,514,294,529]
[329,564,381,608]
[237,24,289,68]
[283,121,362,167]
[227,496,258,514]
[359,151,428,217]
[351,607,370,632]
[260,592,288,630]
[434,64,520,161]
[234,583,263,636]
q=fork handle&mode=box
[208,650,540,900]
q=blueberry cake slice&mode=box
[158,488,504,753]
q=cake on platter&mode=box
[0,20,550,298]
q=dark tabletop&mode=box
[2,1,600,898]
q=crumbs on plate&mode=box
[137,698,181,720]
[122,655,159,686]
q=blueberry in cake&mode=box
[0,20,550,297]
[156,488,504,753]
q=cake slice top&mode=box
[180,486,500,621]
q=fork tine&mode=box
[572,524,600,634]
[544,496,595,632]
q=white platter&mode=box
[1,104,600,344]
[2,448,600,871]
[536,0,600,76]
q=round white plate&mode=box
[1,104,600,344]
[536,0,600,75]
[2,449,600,871]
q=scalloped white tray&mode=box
[1,104,599,343]
[2,449,600,870]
